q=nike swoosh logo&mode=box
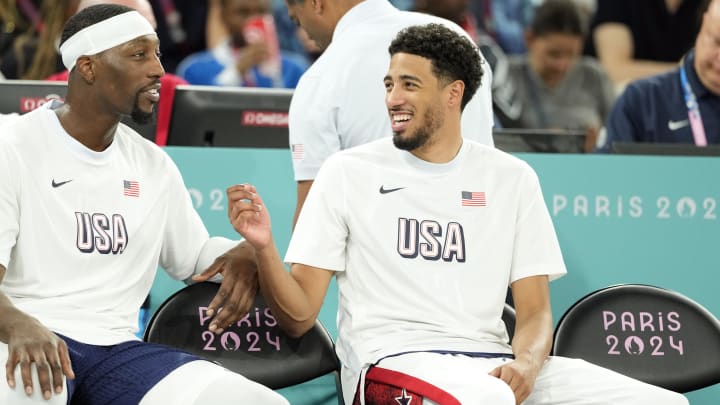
[379,186,404,194]
[668,119,689,131]
[52,179,73,188]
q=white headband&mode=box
[60,11,156,71]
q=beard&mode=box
[130,91,156,125]
[392,103,444,151]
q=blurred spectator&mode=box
[47,0,188,146]
[0,0,78,79]
[149,0,209,73]
[414,0,520,127]
[176,0,305,88]
[0,0,41,61]
[586,0,705,89]
[206,0,319,67]
[474,0,536,54]
[503,0,615,145]
[597,0,720,152]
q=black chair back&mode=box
[553,284,720,392]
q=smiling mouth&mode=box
[390,112,413,132]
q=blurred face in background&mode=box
[526,31,583,88]
[222,0,271,47]
[694,0,720,95]
[284,0,334,49]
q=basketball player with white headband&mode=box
[0,4,288,405]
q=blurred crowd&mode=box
[0,0,717,151]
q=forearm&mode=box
[0,291,38,343]
[511,308,553,370]
[604,59,677,87]
[255,241,318,337]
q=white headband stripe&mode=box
[60,11,156,71]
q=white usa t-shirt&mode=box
[0,106,210,345]
[285,137,566,391]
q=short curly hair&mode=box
[388,23,483,111]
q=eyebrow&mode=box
[383,74,423,83]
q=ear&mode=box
[311,0,323,13]
[74,56,95,84]
[446,80,465,109]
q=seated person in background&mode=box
[597,0,720,152]
[0,0,77,80]
[47,0,188,146]
[176,0,306,88]
[586,0,705,90]
[413,0,519,128]
[226,23,689,405]
[0,5,287,404]
[504,0,615,151]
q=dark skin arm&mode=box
[0,264,74,400]
[191,240,260,335]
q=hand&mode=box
[488,358,540,404]
[226,184,273,251]
[192,241,259,335]
[235,42,270,75]
[5,318,74,400]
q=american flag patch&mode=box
[461,191,486,207]
[291,144,305,160]
[123,180,140,197]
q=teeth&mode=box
[393,114,411,123]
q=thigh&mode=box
[139,360,288,405]
[361,353,515,405]
[0,342,68,405]
[61,336,200,405]
[527,356,689,405]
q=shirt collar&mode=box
[684,49,712,99]
[333,0,397,41]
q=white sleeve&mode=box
[288,74,342,181]
[0,142,20,268]
[158,156,212,280]
[510,166,567,283]
[284,155,347,271]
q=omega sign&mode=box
[241,110,288,127]
[19,94,64,112]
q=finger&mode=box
[206,285,234,332]
[33,355,52,400]
[19,355,34,396]
[57,341,74,380]
[6,349,21,388]
[209,279,247,334]
[191,258,224,283]
[209,276,241,333]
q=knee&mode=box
[636,385,689,405]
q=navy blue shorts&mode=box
[59,334,202,405]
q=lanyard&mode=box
[680,64,707,146]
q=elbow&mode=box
[280,319,315,339]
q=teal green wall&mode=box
[153,147,719,404]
